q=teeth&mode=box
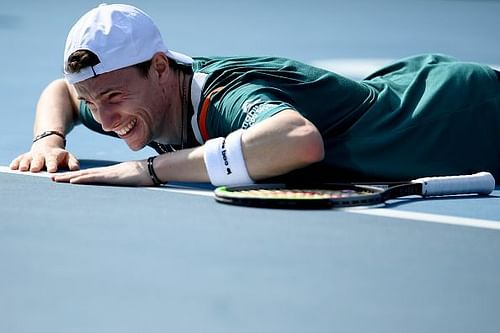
[116,119,137,136]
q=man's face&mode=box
[74,66,166,151]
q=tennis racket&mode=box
[214,172,495,208]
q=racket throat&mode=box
[382,183,424,201]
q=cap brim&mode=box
[166,50,193,65]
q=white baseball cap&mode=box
[63,3,193,84]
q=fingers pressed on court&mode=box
[52,170,83,182]
[68,154,80,171]
[18,155,33,172]
[30,155,46,172]
[45,156,59,173]
[51,173,70,183]
[9,154,23,170]
[67,174,94,184]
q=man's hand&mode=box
[51,160,154,187]
[9,140,80,173]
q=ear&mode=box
[150,52,170,82]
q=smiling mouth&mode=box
[115,119,137,137]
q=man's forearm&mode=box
[10,78,81,172]
[33,79,79,140]
[152,110,325,184]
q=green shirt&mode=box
[78,54,500,181]
[190,56,376,140]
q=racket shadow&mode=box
[382,193,499,209]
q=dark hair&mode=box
[65,49,152,77]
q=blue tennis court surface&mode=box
[1,1,499,332]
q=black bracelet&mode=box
[147,156,164,186]
[33,130,66,147]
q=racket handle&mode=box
[413,172,495,197]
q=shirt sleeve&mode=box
[203,82,295,138]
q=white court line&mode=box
[0,166,213,197]
[2,165,498,230]
[147,184,214,197]
[349,208,500,231]
[0,166,51,178]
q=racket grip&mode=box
[413,172,495,197]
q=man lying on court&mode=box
[9,4,500,186]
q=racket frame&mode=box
[214,183,399,208]
[214,172,494,209]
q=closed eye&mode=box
[107,92,124,104]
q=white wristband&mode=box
[203,129,254,186]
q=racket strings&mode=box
[225,188,373,199]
